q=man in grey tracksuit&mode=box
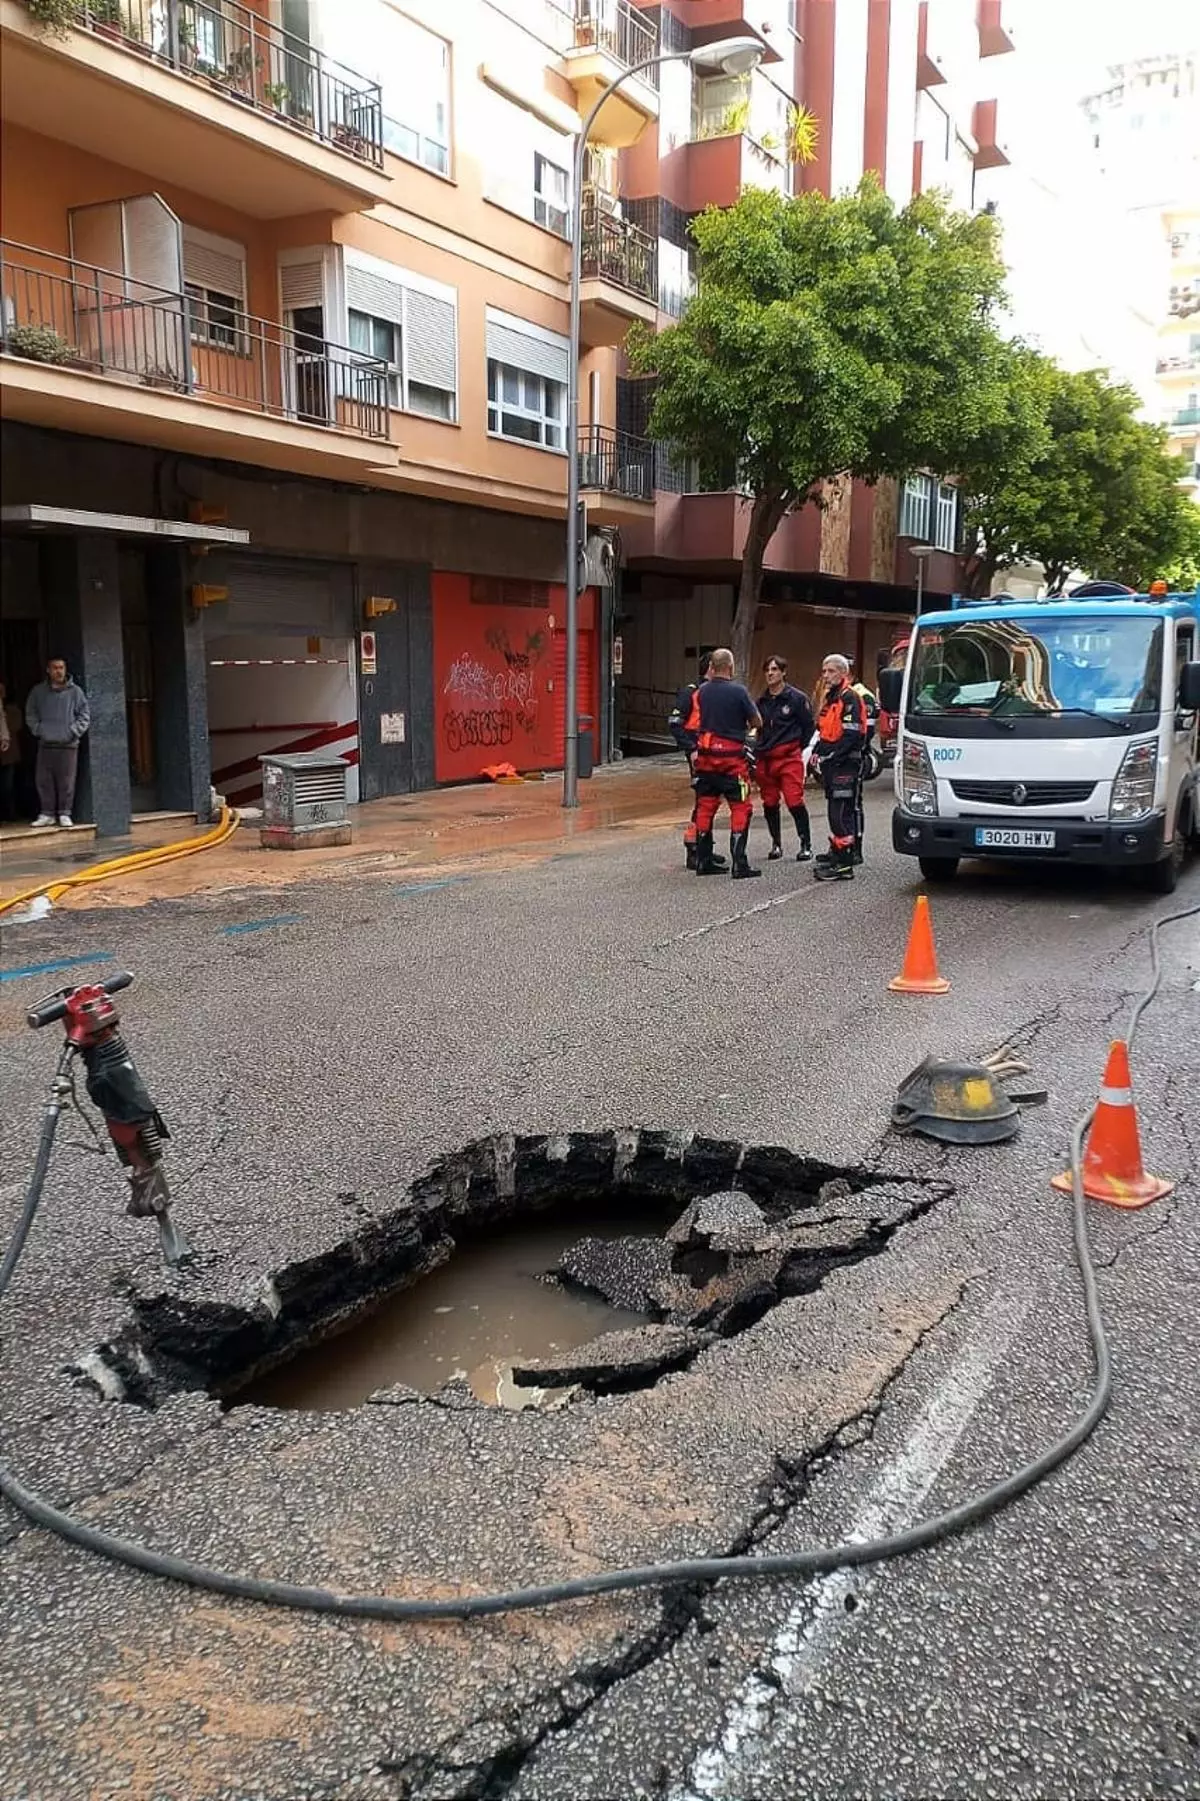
[26,657,90,827]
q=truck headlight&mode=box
[900,737,938,817]
[1109,739,1158,821]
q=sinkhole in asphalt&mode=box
[90,1131,949,1413]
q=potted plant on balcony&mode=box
[330,119,368,157]
[87,0,127,43]
[22,0,81,35]
[221,43,263,99]
[264,81,292,116]
[3,323,79,364]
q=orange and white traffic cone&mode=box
[1051,1039,1174,1209]
[888,895,951,994]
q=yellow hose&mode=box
[0,806,241,918]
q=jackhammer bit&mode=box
[26,974,193,1269]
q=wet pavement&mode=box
[0,780,1197,1800]
[0,757,690,912]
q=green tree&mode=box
[627,178,1011,675]
[961,361,1200,595]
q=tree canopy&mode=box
[627,177,1012,672]
[960,360,1200,595]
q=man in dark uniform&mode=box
[668,651,725,871]
[687,647,762,879]
[755,654,814,861]
[812,653,867,883]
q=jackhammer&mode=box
[6,971,191,1279]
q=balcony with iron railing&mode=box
[561,0,660,147]
[1,0,391,216]
[1169,406,1200,429]
[579,191,659,346]
[0,240,395,472]
[577,426,655,504]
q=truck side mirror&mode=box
[879,669,904,713]
[1179,662,1200,710]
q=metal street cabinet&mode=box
[260,751,353,850]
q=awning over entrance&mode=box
[0,505,250,544]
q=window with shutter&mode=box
[183,226,247,352]
[343,255,457,422]
[484,311,569,452]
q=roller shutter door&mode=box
[204,557,347,637]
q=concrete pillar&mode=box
[147,547,211,818]
[39,534,131,836]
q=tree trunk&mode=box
[730,488,789,680]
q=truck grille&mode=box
[950,780,1096,808]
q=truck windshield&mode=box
[909,615,1163,727]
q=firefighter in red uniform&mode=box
[669,651,724,871]
[686,647,762,879]
[811,653,867,883]
[755,655,814,861]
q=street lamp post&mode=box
[909,543,936,618]
[561,33,766,808]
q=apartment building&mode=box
[612,0,1014,744]
[0,0,1011,830]
[1161,205,1200,501]
[1082,52,1200,499]
[1,0,643,828]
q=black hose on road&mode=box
[1,902,1197,1621]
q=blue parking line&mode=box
[0,952,114,984]
[221,914,305,936]
[392,878,468,898]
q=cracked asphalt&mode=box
[1,777,1198,1800]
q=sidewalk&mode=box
[0,759,690,912]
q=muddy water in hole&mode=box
[238,1216,665,1412]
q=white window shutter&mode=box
[344,264,405,326]
[405,288,456,391]
[485,316,569,386]
[280,260,324,311]
[183,231,246,300]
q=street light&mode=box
[562,34,768,807]
[909,544,936,618]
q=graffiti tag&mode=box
[443,709,514,753]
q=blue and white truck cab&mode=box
[883,585,1200,894]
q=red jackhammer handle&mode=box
[26,971,134,1030]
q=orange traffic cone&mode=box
[1052,1039,1174,1209]
[888,895,951,994]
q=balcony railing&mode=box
[65,0,384,168]
[581,192,657,301]
[578,426,655,499]
[574,0,659,85]
[1170,407,1200,428]
[1158,352,1200,375]
[0,241,391,441]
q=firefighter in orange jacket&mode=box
[811,653,867,883]
[669,651,724,871]
[686,647,762,879]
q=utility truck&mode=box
[883,585,1200,893]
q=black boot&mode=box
[791,804,813,862]
[695,830,723,875]
[813,846,854,882]
[685,838,698,870]
[764,804,783,859]
[852,838,864,866]
[730,830,761,879]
